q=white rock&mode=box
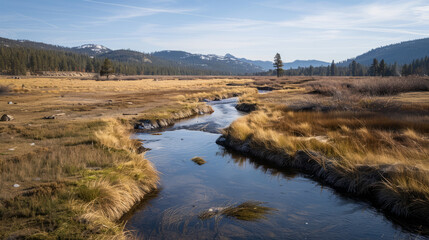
[13,184,20,188]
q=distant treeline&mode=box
[401,57,429,76]
[0,47,221,75]
[258,57,429,77]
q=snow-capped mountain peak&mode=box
[72,44,111,55]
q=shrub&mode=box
[0,85,10,95]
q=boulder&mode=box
[0,114,14,121]
[235,103,257,112]
[43,115,56,120]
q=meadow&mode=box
[221,76,429,223]
[1,75,428,238]
[0,76,256,239]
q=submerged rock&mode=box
[191,157,206,165]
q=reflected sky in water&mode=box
[127,98,427,239]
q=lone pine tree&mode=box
[100,58,114,79]
[273,53,284,77]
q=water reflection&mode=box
[217,149,299,180]
[126,97,428,239]
[219,148,429,236]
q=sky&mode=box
[1,0,429,62]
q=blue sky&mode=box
[1,0,429,62]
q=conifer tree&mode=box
[379,59,386,77]
[351,60,358,76]
[330,60,337,76]
[100,58,114,79]
[273,53,284,77]
[369,58,379,76]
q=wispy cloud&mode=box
[84,0,195,21]
[2,0,429,61]
[13,13,59,29]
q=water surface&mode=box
[127,97,427,239]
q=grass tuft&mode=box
[191,157,206,165]
[0,85,10,95]
[199,201,276,221]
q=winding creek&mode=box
[126,97,427,239]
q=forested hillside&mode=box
[0,46,221,75]
[340,38,429,66]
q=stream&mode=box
[126,97,427,239]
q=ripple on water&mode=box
[127,98,428,240]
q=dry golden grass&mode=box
[251,76,429,113]
[0,76,259,239]
[221,76,429,222]
[0,119,158,239]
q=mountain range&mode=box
[1,36,429,74]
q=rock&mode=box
[1,114,14,121]
[8,101,13,104]
[137,146,151,154]
[213,97,221,101]
[43,115,56,119]
[235,103,257,112]
[13,184,20,188]
[134,119,174,130]
[216,136,227,145]
[127,102,133,105]
[30,143,35,146]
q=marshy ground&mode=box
[0,75,428,238]
[221,76,429,226]
[0,75,256,239]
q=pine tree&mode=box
[379,59,386,77]
[351,60,357,76]
[309,65,314,76]
[273,53,284,77]
[330,60,337,76]
[100,58,114,79]
[369,58,379,76]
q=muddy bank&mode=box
[216,135,429,225]
[134,104,214,130]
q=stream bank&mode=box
[125,97,427,239]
